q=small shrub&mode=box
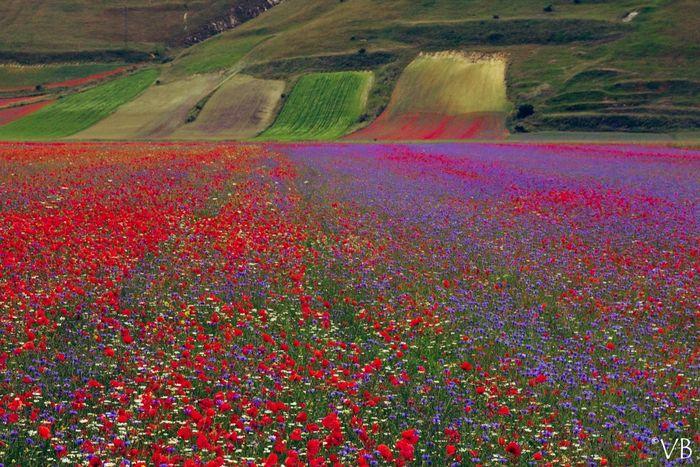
[516,104,535,119]
[487,32,504,43]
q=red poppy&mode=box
[505,441,521,457]
[377,444,393,462]
[38,424,51,440]
[396,439,415,461]
[401,429,419,445]
[177,425,192,440]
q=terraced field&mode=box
[0,69,158,140]
[75,73,222,140]
[0,63,125,91]
[350,52,510,140]
[531,77,700,132]
[259,71,372,141]
[172,74,284,140]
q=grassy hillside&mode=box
[165,34,268,78]
[259,71,372,140]
[0,0,278,57]
[0,69,158,140]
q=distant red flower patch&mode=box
[0,100,53,126]
[45,67,129,90]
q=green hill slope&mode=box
[259,71,372,140]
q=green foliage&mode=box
[0,50,151,64]
[242,52,398,80]
[259,71,372,141]
[516,104,535,119]
[376,19,626,49]
[540,113,700,132]
[0,69,158,140]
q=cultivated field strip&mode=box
[260,71,373,141]
[350,52,510,140]
[75,73,223,140]
[172,74,285,140]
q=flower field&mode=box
[0,142,698,465]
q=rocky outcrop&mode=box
[183,0,284,46]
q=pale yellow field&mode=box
[171,75,284,140]
[386,52,510,117]
[74,73,223,140]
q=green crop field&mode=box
[0,69,158,140]
[259,71,373,141]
